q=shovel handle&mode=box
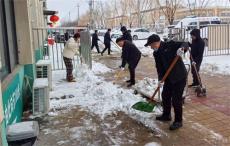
[151,55,180,99]
[111,40,122,50]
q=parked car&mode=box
[54,32,65,43]
[129,28,154,40]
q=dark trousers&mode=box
[63,57,73,81]
[191,62,201,85]
[162,78,186,122]
[128,56,141,83]
[101,43,111,55]
[91,43,100,53]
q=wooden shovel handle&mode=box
[151,55,180,99]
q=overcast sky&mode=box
[47,0,89,22]
[47,0,230,23]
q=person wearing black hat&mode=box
[116,37,141,87]
[189,29,205,87]
[120,26,132,42]
[91,30,101,53]
[145,34,189,130]
[101,29,112,56]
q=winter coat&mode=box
[121,41,141,68]
[104,31,111,45]
[63,38,80,59]
[92,33,99,44]
[153,41,189,84]
[189,29,205,64]
[122,31,132,42]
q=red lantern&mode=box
[50,15,59,23]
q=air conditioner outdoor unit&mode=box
[36,60,52,90]
[33,78,49,116]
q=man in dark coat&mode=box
[101,29,112,56]
[145,34,189,130]
[91,30,101,53]
[120,26,132,42]
[189,29,205,87]
[116,37,141,87]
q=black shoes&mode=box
[188,83,199,88]
[169,122,183,130]
[126,80,131,83]
[156,115,172,122]
[127,82,135,87]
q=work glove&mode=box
[177,48,184,57]
[119,65,125,71]
[120,67,125,71]
[192,61,196,65]
[158,81,164,88]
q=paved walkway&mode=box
[96,54,230,146]
[37,54,230,146]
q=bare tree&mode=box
[187,0,215,16]
[156,0,182,25]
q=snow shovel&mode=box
[132,55,180,112]
[189,50,206,97]
[111,40,122,51]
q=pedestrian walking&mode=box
[101,28,112,56]
[116,37,141,87]
[91,30,101,53]
[63,33,80,82]
[120,26,132,42]
[64,31,70,46]
[188,29,205,87]
[145,34,189,130]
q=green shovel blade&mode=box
[132,101,156,113]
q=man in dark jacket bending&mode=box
[120,26,132,42]
[189,29,205,87]
[101,29,112,55]
[91,30,101,53]
[145,34,189,130]
[116,37,141,87]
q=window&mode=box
[134,29,142,32]
[141,29,149,32]
[200,21,210,26]
[0,0,18,80]
[211,21,221,24]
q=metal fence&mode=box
[167,24,230,56]
[32,27,92,70]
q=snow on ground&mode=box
[50,61,164,138]
[201,55,230,75]
[145,142,161,146]
[91,61,113,74]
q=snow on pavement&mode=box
[201,55,230,75]
[50,61,163,136]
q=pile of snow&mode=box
[91,61,113,74]
[145,142,161,146]
[201,55,230,75]
[50,62,163,135]
[134,77,161,101]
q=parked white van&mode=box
[174,16,221,30]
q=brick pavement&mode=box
[96,54,230,146]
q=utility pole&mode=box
[137,0,141,27]
[89,0,94,29]
[77,4,80,26]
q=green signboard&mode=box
[2,68,23,126]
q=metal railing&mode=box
[167,24,230,56]
[32,27,92,70]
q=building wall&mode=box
[0,0,46,145]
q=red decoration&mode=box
[50,15,59,23]
[49,23,53,27]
